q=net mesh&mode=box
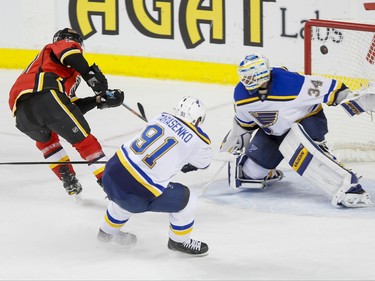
[308,20,375,162]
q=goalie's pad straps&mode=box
[279,123,358,206]
[341,100,365,116]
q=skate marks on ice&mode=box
[201,171,375,218]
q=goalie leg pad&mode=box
[279,123,372,207]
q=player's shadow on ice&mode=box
[201,171,375,218]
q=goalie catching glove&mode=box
[97,89,124,109]
[341,83,375,116]
[82,64,108,96]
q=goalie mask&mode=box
[175,96,207,126]
[53,28,84,47]
[238,53,270,90]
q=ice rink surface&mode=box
[1,69,375,280]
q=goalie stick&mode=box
[122,102,148,122]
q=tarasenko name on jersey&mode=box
[157,113,193,143]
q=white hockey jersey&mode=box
[116,112,213,196]
[234,67,346,136]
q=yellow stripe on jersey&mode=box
[236,96,259,106]
[175,116,211,144]
[326,81,343,106]
[183,121,210,144]
[236,95,297,106]
[116,150,162,197]
[12,89,34,115]
[60,49,82,65]
[239,122,258,130]
[50,89,89,137]
[56,77,64,93]
[296,104,323,123]
[265,95,297,101]
[37,72,45,92]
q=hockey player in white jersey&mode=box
[220,53,375,208]
[97,96,213,256]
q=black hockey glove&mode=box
[82,64,108,96]
[97,89,125,109]
[181,163,198,173]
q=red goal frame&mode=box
[304,19,375,75]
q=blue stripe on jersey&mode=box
[235,116,258,129]
[323,80,336,103]
[234,68,304,106]
[325,81,345,106]
[171,114,211,144]
[117,147,165,196]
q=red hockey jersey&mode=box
[9,40,83,115]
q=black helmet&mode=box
[53,28,83,46]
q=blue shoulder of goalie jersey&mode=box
[234,67,305,106]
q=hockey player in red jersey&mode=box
[8,28,124,198]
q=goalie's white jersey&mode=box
[116,112,213,196]
[234,67,345,136]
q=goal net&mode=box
[304,19,375,162]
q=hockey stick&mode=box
[122,102,148,122]
[0,161,107,165]
[200,161,228,196]
[137,102,148,121]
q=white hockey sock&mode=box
[242,157,270,179]
[100,201,132,235]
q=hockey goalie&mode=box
[220,53,374,208]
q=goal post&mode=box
[304,19,375,162]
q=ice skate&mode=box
[167,238,209,256]
[97,229,137,248]
[59,166,83,196]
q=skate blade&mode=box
[72,193,83,203]
[168,249,209,257]
[97,239,137,251]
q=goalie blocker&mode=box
[279,123,372,208]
